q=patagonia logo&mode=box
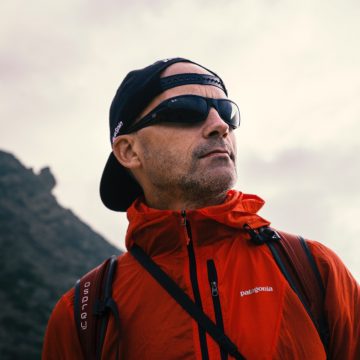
[240,286,274,297]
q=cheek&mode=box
[229,132,237,154]
[157,129,196,157]
[137,128,197,168]
[168,135,197,167]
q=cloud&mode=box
[237,145,360,279]
[0,0,359,281]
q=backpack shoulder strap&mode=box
[244,225,330,355]
[272,231,325,310]
[265,229,330,355]
[74,255,120,360]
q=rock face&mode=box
[0,150,121,360]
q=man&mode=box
[43,58,360,359]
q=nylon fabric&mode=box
[42,190,360,359]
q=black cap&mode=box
[100,57,227,211]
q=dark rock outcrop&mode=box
[0,150,121,360]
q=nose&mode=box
[202,108,230,138]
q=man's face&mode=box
[127,63,237,207]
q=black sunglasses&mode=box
[122,95,241,134]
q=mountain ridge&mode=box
[0,149,121,359]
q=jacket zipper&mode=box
[181,210,210,360]
[207,260,227,360]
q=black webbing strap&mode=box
[130,244,246,360]
[298,237,330,353]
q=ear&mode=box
[112,135,141,170]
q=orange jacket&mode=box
[43,191,360,359]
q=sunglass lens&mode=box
[219,101,240,128]
[166,96,208,123]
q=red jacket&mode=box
[43,191,360,359]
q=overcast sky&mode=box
[1,0,359,280]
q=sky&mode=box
[1,0,359,280]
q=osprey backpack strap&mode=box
[74,255,120,360]
[245,225,330,356]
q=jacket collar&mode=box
[125,190,270,256]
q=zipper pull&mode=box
[181,210,187,226]
[181,210,191,245]
[207,260,220,297]
[210,281,219,297]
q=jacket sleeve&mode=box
[42,291,84,360]
[307,240,360,360]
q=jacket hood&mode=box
[125,190,270,255]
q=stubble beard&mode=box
[146,147,237,208]
[178,158,237,205]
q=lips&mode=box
[200,148,231,159]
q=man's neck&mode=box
[143,190,229,211]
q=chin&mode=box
[197,170,236,194]
[179,163,237,196]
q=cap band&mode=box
[160,73,227,94]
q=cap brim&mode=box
[100,152,143,211]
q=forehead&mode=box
[138,62,227,119]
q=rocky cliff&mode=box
[0,150,121,359]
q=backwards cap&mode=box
[100,57,227,211]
